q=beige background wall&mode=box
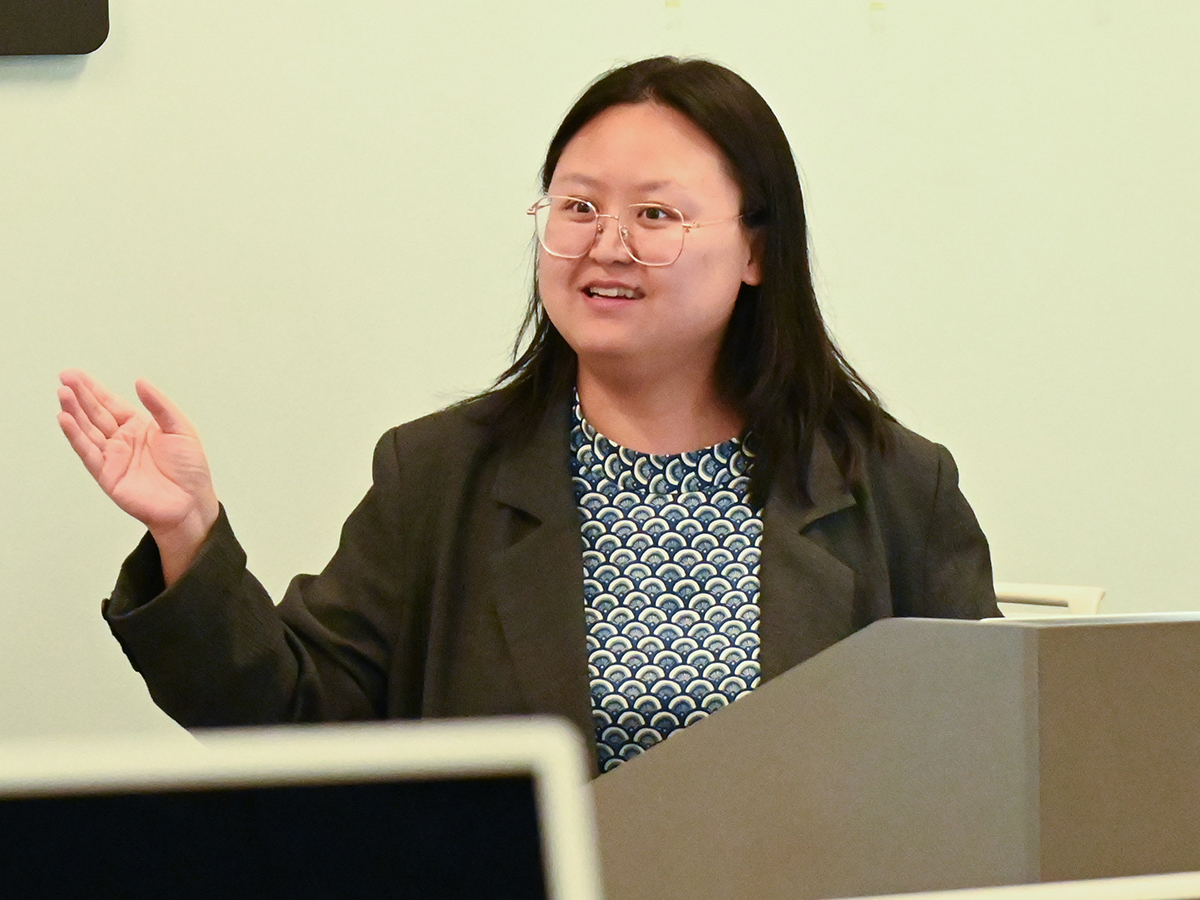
[2,1,1197,739]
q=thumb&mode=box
[134,379,197,437]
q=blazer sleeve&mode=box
[103,429,415,728]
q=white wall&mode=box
[2,0,1197,739]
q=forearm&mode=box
[105,508,378,727]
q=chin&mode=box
[565,337,649,369]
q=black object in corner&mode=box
[0,0,108,56]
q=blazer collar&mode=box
[490,396,577,527]
[759,435,859,679]
[489,397,594,741]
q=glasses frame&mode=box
[527,195,743,267]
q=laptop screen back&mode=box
[0,718,601,900]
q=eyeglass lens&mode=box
[533,197,685,266]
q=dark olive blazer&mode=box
[105,394,997,754]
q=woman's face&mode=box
[539,102,760,382]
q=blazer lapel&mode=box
[759,435,858,680]
[484,407,862,725]
[488,400,593,735]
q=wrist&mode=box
[150,497,220,588]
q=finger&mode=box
[57,384,109,451]
[57,411,106,481]
[60,369,139,426]
[59,370,132,440]
[135,379,196,437]
[70,380,123,439]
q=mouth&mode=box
[583,283,643,300]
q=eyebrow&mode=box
[553,174,681,193]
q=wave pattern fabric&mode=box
[570,399,763,773]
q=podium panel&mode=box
[590,617,1200,900]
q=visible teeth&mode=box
[590,287,636,299]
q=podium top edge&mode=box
[976,612,1200,626]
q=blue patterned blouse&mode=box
[570,397,763,772]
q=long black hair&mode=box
[489,56,890,505]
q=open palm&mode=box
[57,370,218,536]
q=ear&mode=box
[741,231,764,286]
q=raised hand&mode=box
[57,370,220,585]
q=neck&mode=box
[576,361,743,455]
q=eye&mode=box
[630,204,681,228]
[556,197,597,219]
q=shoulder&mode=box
[375,393,507,473]
[833,417,966,565]
[352,394,514,548]
[861,418,958,509]
[851,419,996,617]
[370,390,572,501]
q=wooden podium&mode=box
[590,616,1200,900]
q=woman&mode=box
[58,57,997,774]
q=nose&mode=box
[589,214,634,264]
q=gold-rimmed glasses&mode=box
[527,195,742,267]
